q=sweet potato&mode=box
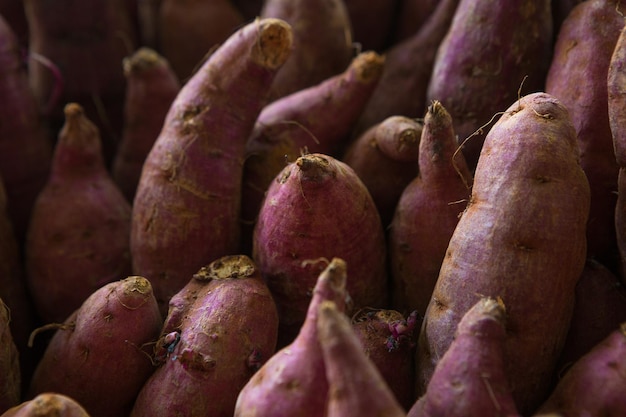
[351,308,418,410]
[1,393,91,417]
[409,297,519,417]
[25,103,132,324]
[24,0,139,163]
[426,0,554,170]
[252,153,388,344]
[260,0,354,102]
[111,47,181,203]
[0,176,37,386]
[352,0,459,137]
[130,18,293,315]
[0,298,20,415]
[0,14,52,243]
[130,255,279,417]
[158,0,245,81]
[317,301,407,417]
[389,101,472,317]
[341,115,422,228]
[537,322,626,416]
[234,258,347,417]
[608,24,626,282]
[241,50,385,250]
[416,92,590,414]
[556,259,626,372]
[27,276,162,417]
[545,0,624,274]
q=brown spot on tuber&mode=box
[352,51,385,83]
[252,18,293,69]
[194,255,257,281]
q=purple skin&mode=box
[537,323,626,416]
[130,18,293,315]
[341,115,422,228]
[352,0,460,137]
[608,24,626,283]
[111,47,181,203]
[416,93,590,414]
[409,298,520,417]
[252,153,389,345]
[556,259,626,372]
[317,301,407,417]
[546,0,625,275]
[28,276,164,417]
[25,103,133,324]
[241,50,385,248]
[389,100,472,318]
[260,0,354,102]
[426,0,553,171]
[0,14,52,243]
[234,258,347,417]
[24,0,139,162]
[352,308,418,410]
[131,255,279,417]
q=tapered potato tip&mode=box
[252,18,293,69]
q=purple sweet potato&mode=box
[130,18,293,315]
[608,24,626,282]
[545,0,624,273]
[28,276,163,417]
[409,297,520,417]
[111,47,181,203]
[260,0,354,102]
[0,14,52,243]
[389,101,472,317]
[426,0,554,170]
[234,258,347,417]
[318,300,407,417]
[158,0,245,81]
[24,0,139,162]
[252,153,388,344]
[0,299,20,415]
[241,50,385,250]
[537,322,626,416]
[351,0,459,137]
[25,103,132,324]
[0,176,37,384]
[1,393,91,417]
[557,259,626,372]
[130,255,279,417]
[341,115,422,228]
[351,308,419,410]
[416,92,590,414]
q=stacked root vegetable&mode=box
[0,0,626,416]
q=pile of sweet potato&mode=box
[0,0,626,416]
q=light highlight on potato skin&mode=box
[417,92,590,414]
